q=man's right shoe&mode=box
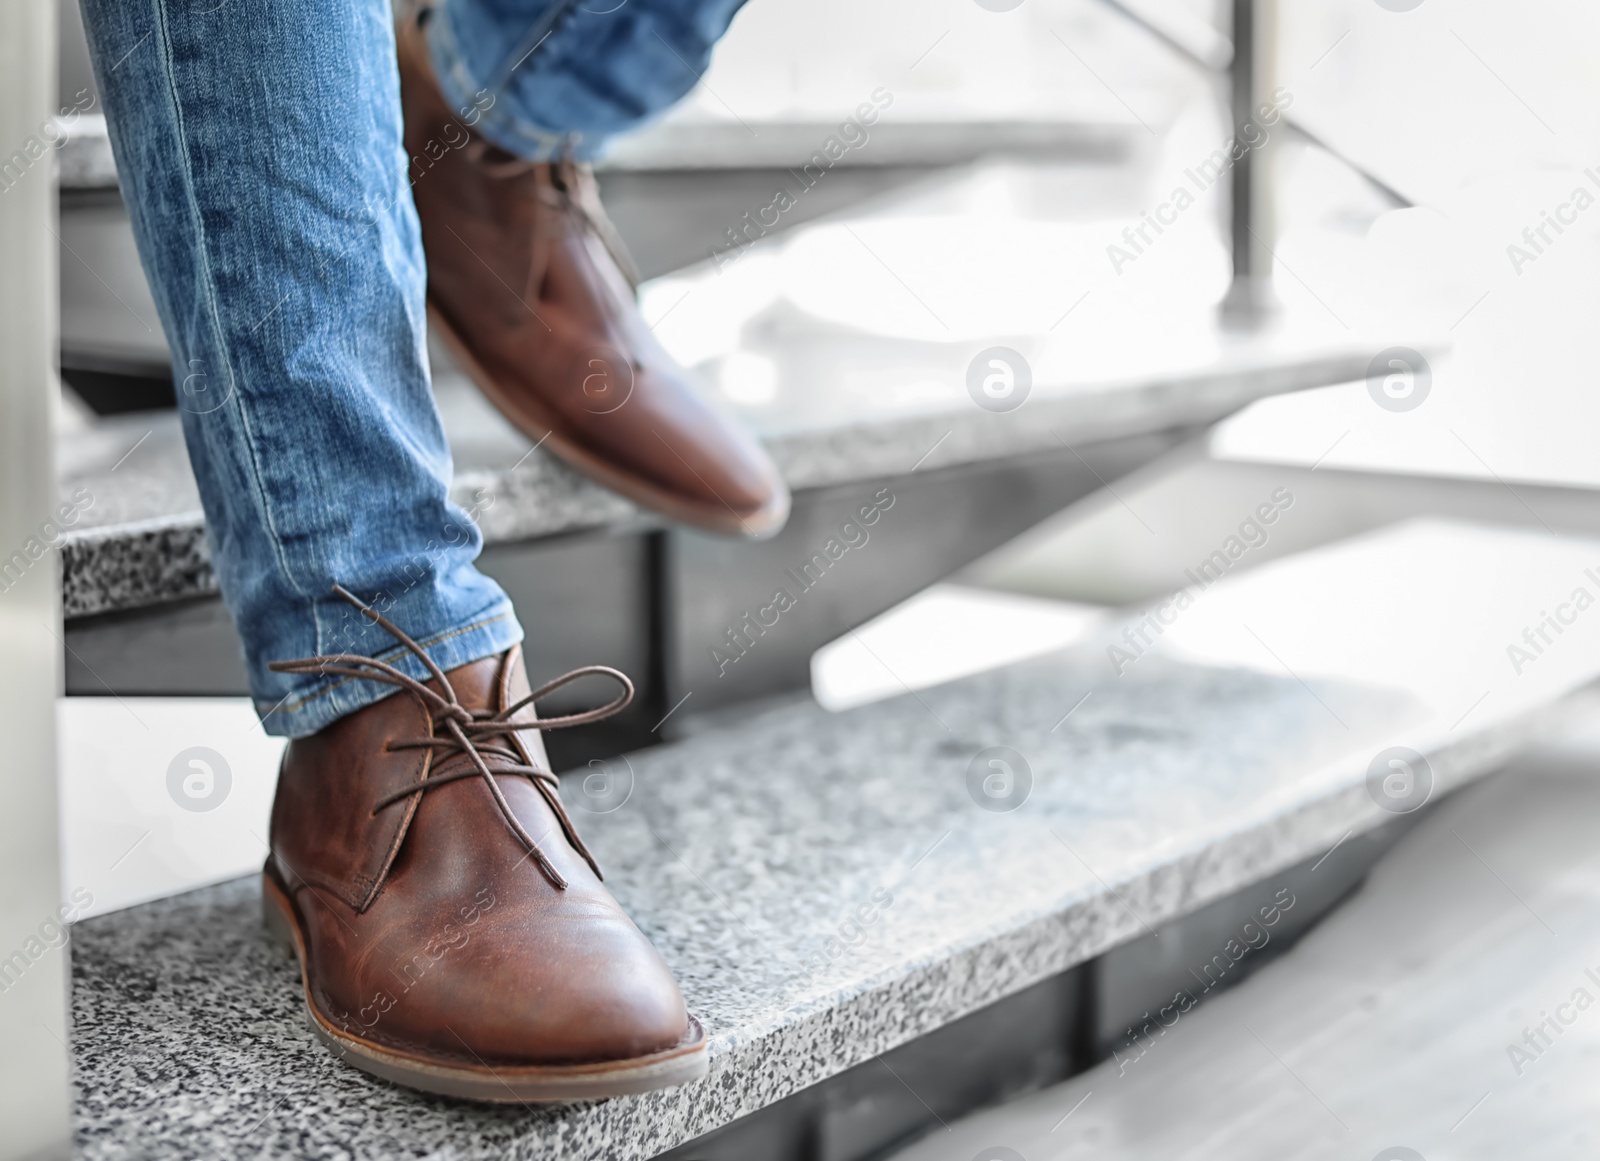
[396,9,790,540]
[262,587,706,1101]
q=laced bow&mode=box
[269,584,632,890]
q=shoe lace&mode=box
[268,584,632,890]
[462,141,643,288]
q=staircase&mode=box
[18,0,1600,1153]
[64,519,1600,1159]
[40,7,1497,1153]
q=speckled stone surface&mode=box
[61,516,214,622]
[68,647,1555,1160]
[55,378,643,620]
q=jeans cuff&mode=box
[424,6,600,162]
[255,603,524,738]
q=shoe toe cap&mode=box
[619,372,790,534]
[379,901,692,1066]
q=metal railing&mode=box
[1099,0,1412,327]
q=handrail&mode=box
[1095,0,1413,209]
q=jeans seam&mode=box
[267,609,514,716]
[147,0,322,648]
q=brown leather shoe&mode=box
[396,10,790,540]
[262,586,706,1101]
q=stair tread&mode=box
[70,521,1599,1159]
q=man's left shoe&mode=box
[262,586,707,1102]
[396,10,791,540]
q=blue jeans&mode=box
[79,0,747,736]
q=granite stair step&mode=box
[66,520,1600,1159]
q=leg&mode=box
[426,0,755,160]
[78,0,705,1098]
[79,0,520,736]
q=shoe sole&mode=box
[428,302,790,540]
[261,868,710,1103]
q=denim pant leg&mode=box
[425,0,751,161]
[79,0,522,738]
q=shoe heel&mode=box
[260,874,297,957]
